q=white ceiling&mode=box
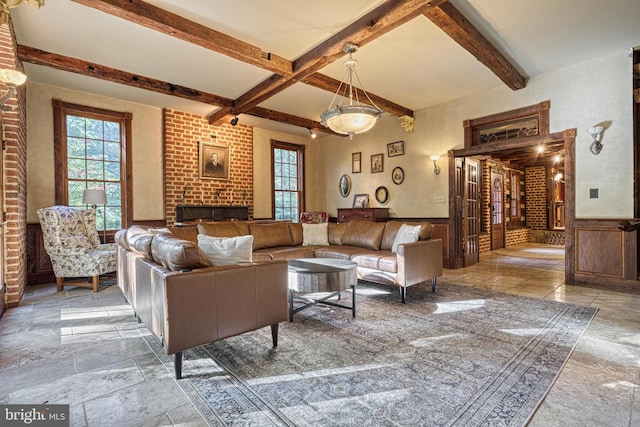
[10,0,640,137]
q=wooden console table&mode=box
[337,208,389,223]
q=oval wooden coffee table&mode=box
[287,258,358,321]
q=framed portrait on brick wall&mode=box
[199,141,229,180]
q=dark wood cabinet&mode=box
[337,208,390,223]
[26,223,55,285]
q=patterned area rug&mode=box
[145,281,597,426]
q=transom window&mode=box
[271,140,305,221]
[53,100,132,236]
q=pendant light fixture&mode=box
[321,42,383,139]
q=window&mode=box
[271,140,304,221]
[53,100,132,235]
[510,171,522,223]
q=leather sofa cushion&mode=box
[315,245,373,260]
[126,225,155,260]
[416,222,434,240]
[168,226,199,244]
[152,233,209,271]
[115,228,129,250]
[261,246,317,260]
[288,223,303,246]
[381,221,403,251]
[197,222,240,238]
[352,251,397,273]
[341,220,385,250]
[250,222,294,250]
[381,221,434,250]
[328,222,348,245]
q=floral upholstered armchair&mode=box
[37,206,118,292]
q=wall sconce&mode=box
[430,154,441,175]
[587,125,604,155]
[0,68,27,106]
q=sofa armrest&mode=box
[396,239,443,287]
[162,260,289,355]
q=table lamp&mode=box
[83,188,107,242]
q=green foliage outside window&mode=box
[66,115,123,232]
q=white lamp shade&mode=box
[83,189,107,205]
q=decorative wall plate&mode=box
[392,167,404,185]
[375,186,389,204]
[339,174,352,197]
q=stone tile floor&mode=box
[0,243,638,426]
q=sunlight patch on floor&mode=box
[434,299,486,314]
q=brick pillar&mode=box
[163,109,254,225]
[0,20,27,307]
[525,166,548,230]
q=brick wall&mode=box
[506,227,530,246]
[525,166,548,230]
[0,20,27,307]
[163,109,253,224]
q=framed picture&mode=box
[352,152,361,173]
[392,166,405,185]
[387,140,404,157]
[199,141,230,180]
[339,174,352,197]
[353,193,369,208]
[375,186,389,204]
[371,153,384,173]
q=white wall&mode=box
[252,127,319,219]
[26,82,164,223]
[318,50,634,219]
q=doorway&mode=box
[448,130,576,283]
[491,171,505,250]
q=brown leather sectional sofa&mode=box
[172,219,443,302]
[115,219,442,378]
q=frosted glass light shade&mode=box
[321,105,382,138]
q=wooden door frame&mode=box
[448,129,576,284]
[490,169,505,250]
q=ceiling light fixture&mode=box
[0,68,26,105]
[230,116,239,126]
[320,43,383,140]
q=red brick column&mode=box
[0,20,27,307]
[163,109,253,224]
[525,166,548,230]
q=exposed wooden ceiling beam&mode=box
[246,106,341,136]
[17,45,234,108]
[17,45,340,135]
[71,0,292,76]
[424,2,526,90]
[302,73,414,118]
[73,0,419,125]
[230,0,446,115]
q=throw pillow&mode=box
[302,223,329,246]
[198,234,253,266]
[391,224,421,253]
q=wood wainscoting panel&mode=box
[575,228,623,277]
